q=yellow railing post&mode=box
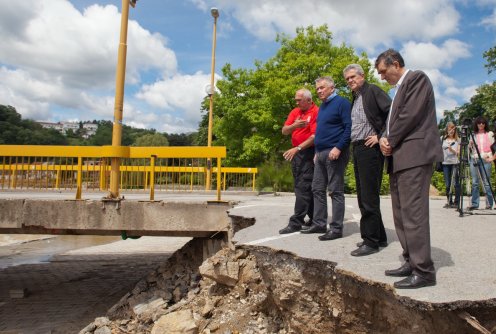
[144,165,148,190]
[252,172,256,192]
[190,170,194,191]
[223,171,226,191]
[76,157,83,200]
[149,155,156,201]
[99,160,106,191]
[55,166,60,190]
[11,166,17,189]
[216,157,221,201]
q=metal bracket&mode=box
[101,196,125,210]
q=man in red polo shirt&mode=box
[279,88,319,234]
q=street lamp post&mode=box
[205,7,219,191]
[109,0,136,199]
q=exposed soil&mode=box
[81,239,496,334]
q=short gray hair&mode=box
[343,64,365,76]
[297,88,312,99]
[315,76,334,87]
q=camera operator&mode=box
[487,120,496,188]
[441,122,460,208]
[467,116,494,211]
[490,120,496,169]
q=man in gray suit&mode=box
[376,49,443,289]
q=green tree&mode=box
[483,46,496,74]
[89,121,113,145]
[200,25,385,167]
[0,105,67,145]
[439,82,496,130]
[134,133,169,146]
[165,132,196,146]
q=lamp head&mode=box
[205,84,213,96]
[210,7,219,18]
[130,0,137,8]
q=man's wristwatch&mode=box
[296,146,302,151]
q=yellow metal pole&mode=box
[149,155,156,201]
[144,165,148,190]
[76,157,83,200]
[206,8,219,191]
[109,0,131,199]
[252,172,256,191]
[99,160,105,191]
[11,167,17,189]
[216,157,221,201]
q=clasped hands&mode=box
[379,137,392,156]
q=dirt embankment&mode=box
[80,239,496,334]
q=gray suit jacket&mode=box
[385,70,443,173]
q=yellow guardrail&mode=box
[0,145,258,201]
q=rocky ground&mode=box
[81,239,496,334]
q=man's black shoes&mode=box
[318,231,342,241]
[385,263,413,277]
[278,225,301,234]
[393,274,436,289]
[350,244,379,256]
[356,241,388,248]
[300,225,327,234]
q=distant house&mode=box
[82,123,98,138]
[62,122,79,133]
[38,121,97,138]
[38,121,64,132]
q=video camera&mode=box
[459,118,472,143]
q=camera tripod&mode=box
[455,125,495,217]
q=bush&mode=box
[255,156,454,197]
[256,159,293,192]
[431,170,446,195]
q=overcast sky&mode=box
[0,0,495,133]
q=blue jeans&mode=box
[470,159,494,208]
[442,164,460,205]
[312,148,350,233]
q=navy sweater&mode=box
[314,95,352,152]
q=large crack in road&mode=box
[82,238,496,334]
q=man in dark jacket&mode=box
[377,49,443,289]
[343,64,391,256]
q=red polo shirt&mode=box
[284,103,319,147]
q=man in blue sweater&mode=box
[301,76,352,241]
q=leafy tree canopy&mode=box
[0,105,67,145]
[439,81,496,132]
[483,46,496,74]
[198,25,386,166]
[165,132,197,146]
[0,105,197,146]
[134,133,169,146]
[88,120,157,146]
